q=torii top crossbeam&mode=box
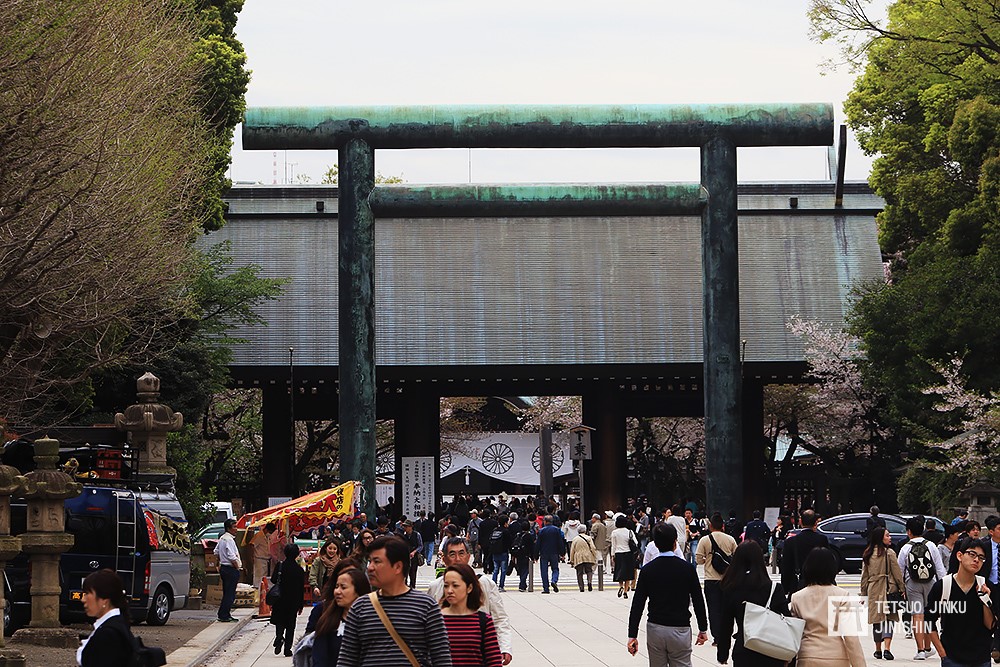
[243,103,833,149]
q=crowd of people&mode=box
[81,492,1000,667]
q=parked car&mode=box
[900,514,946,535]
[192,522,226,543]
[785,512,911,574]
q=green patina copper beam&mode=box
[368,183,708,217]
[243,103,833,150]
[701,136,743,519]
[337,138,377,518]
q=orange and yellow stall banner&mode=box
[236,481,357,534]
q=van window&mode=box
[143,499,186,522]
[68,512,117,554]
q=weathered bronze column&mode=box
[114,372,183,477]
[701,136,743,519]
[338,138,377,516]
[11,437,82,647]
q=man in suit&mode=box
[743,510,770,548]
[780,509,829,598]
[979,516,1000,589]
[536,515,566,593]
[978,515,1000,662]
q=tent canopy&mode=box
[237,481,357,533]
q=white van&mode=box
[205,501,235,523]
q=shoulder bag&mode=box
[742,581,805,661]
[368,591,421,667]
[708,534,732,573]
[885,551,904,607]
[265,561,283,606]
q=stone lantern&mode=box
[114,372,183,477]
[0,464,26,663]
[10,436,82,648]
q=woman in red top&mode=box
[440,563,503,667]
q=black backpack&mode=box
[109,621,166,667]
[489,528,506,552]
[132,636,167,667]
[510,531,526,556]
[708,534,732,573]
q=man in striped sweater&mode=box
[338,535,453,667]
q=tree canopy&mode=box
[0,0,210,424]
[812,0,1000,447]
[0,0,254,429]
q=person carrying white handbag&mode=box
[718,540,800,667]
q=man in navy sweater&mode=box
[535,515,566,594]
[627,523,708,667]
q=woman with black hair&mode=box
[76,569,136,667]
[791,547,866,667]
[306,567,371,666]
[610,514,638,598]
[440,563,503,667]
[271,542,306,656]
[719,540,791,667]
[860,526,905,660]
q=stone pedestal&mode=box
[0,648,26,666]
[0,464,26,656]
[10,437,81,647]
[114,372,183,477]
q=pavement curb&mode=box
[172,612,256,667]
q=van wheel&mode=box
[147,585,171,626]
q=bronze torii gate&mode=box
[242,104,834,517]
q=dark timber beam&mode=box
[261,386,295,499]
[243,103,833,150]
[369,183,707,217]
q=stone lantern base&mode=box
[9,627,79,648]
[0,648,25,666]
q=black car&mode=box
[786,512,912,574]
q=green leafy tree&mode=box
[320,165,405,185]
[88,244,282,519]
[192,0,251,232]
[811,0,1000,446]
[810,1,1000,261]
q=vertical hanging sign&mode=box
[402,456,435,520]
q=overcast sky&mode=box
[230,0,886,186]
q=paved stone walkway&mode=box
[183,563,930,667]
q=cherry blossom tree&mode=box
[921,357,1000,478]
[787,315,891,461]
